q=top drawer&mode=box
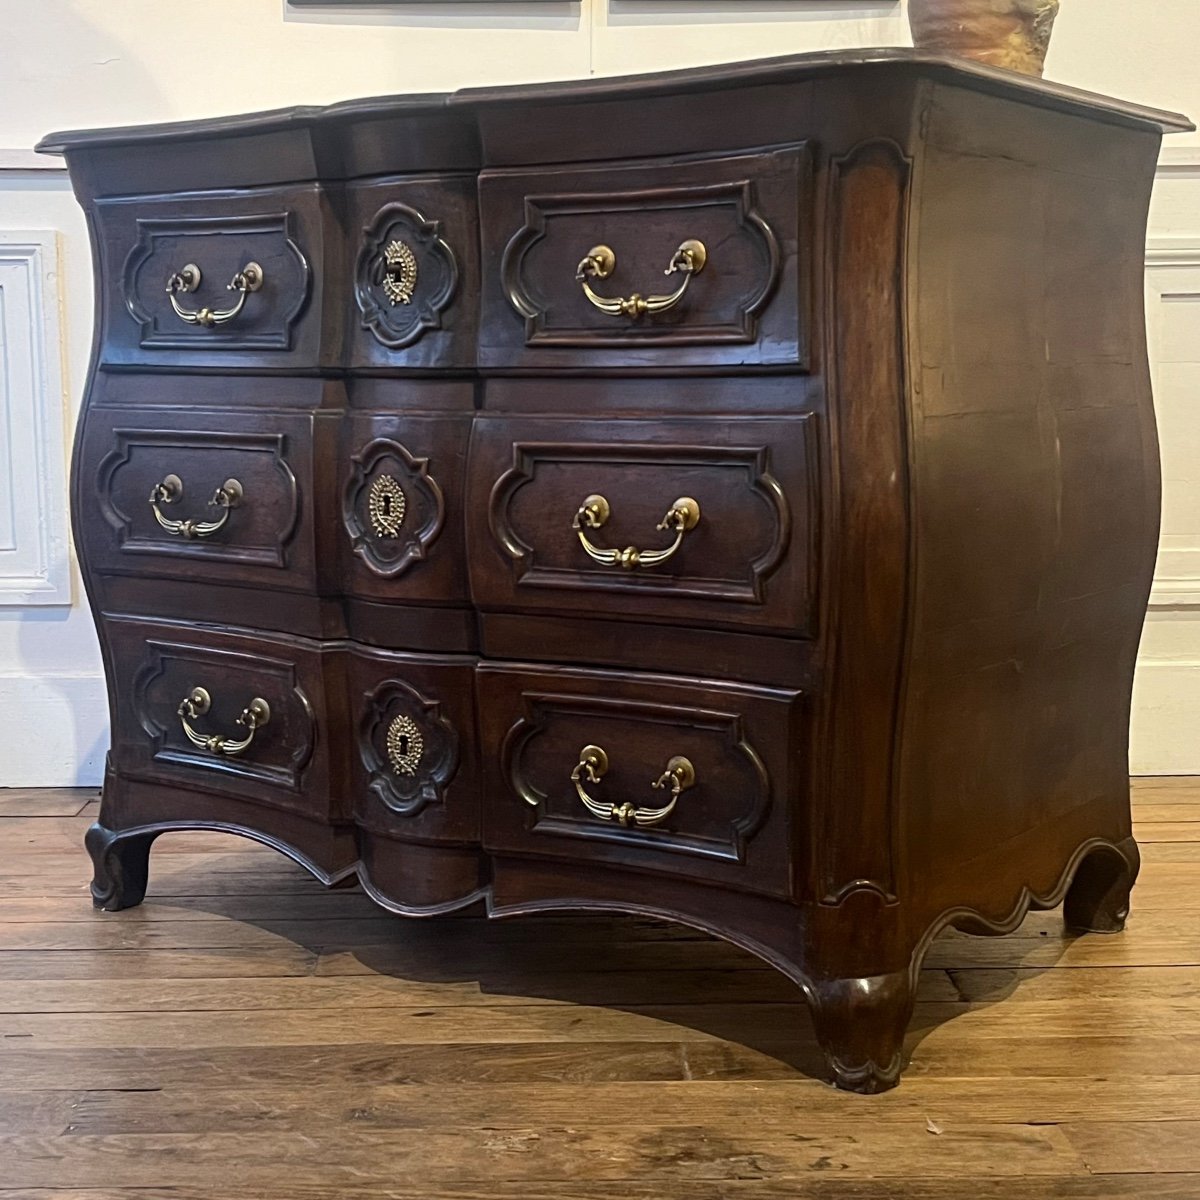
[95,184,335,371]
[479,146,810,372]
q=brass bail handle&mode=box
[177,686,271,757]
[166,261,264,328]
[568,744,696,829]
[575,239,706,320]
[572,493,700,570]
[149,474,243,540]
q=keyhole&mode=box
[396,734,409,758]
[382,495,393,517]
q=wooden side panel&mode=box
[900,83,1164,920]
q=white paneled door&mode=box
[0,232,70,606]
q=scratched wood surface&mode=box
[0,777,1197,1197]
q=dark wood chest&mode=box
[40,50,1191,1091]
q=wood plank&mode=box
[1131,822,1200,843]
[0,1125,1088,1187]
[1131,776,1200,798]
[1131,802,1200,822]
[0,789,95,818]
[4,1182,1200,1200]
[0,1075,1195,1136]
[1063,1120,1200,1173]
[5,1184,1200,1200]
[0,1042,733,1090]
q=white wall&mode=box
[0,0,1196,783]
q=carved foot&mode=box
[809,970,915,1094]
[1064,837,1140,934]
[85,822,160,912]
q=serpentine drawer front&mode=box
[478,664,801,899]
[468,413,817,634]
[95,184,327,369]
[86,407,320,594]
[46,52,1187,1094]
[478,146,810,370]
[105,618,334,819]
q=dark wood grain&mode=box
[47,52,1189,1094]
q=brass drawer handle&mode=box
[149,474,243,540]
[570,744,695,829]
[572,493,700,570]
[177,686,270,757]
[575,239,706,320]
[165,261,264,328]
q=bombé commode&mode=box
[38,50,1192,1092]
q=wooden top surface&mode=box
[36,48,1193,156]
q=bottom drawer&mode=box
[106,617,337,820]
[478,664,803,899]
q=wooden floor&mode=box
[0,782,1198,1197]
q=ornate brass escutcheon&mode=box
[386,714,424,777]
[382,239,418,305]
[368,474,407,539]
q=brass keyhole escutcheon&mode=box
[386,714,424,777]
[382,239,418,306]
[368,474,407,539]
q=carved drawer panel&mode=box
[348,647,480,843]
[95,184,333,369]
[347,174,479,370]
[479,664,802,898]
[105,617,336,819]
[85,406,329,594]
[467,414,817,635]
[478,145,810,370]
[340,410,471,606]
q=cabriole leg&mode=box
[1064,837,1140,934]
[808,969,916,1094]
[85,822,160,912]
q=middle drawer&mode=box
[85,405,332,595]
[468,414,817,635]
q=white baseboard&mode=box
[1131,660,1200,776]
[0,673,108,786]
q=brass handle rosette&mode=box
[572,493,700,570]
[165,261,264,328]
[569,744,696,829]
[177,686,270,757]
[149,474,243,540]
[575,239,706,320]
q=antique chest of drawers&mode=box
[39,51,1191,1092]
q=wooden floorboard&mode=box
[0,779,1197,1195]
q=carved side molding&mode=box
[343,437,446,578]
[358,677,460,817]
[355,201,459,349]
[818,137,914,907]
